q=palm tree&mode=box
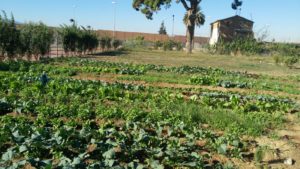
[183,7,205,53]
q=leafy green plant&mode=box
[112,39,122,50]
[284,56,299,68]
[211,37,264,56]
[154,40,163,50]
[163,40,183,51]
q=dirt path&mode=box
[73,74,300,100]
[252,114,300,169]
[278,115,300,146]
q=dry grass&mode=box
[89,49,300,76]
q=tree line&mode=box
[0,12,121,60]
[0,12,53,60]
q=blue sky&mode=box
[1,0,300,42]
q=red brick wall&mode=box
[96,30,209,45]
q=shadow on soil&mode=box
[88,50,129,57]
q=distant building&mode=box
[209,15,254,45]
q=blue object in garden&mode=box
[40,71,49,86]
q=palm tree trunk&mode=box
[186,10,196,54]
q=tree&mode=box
[60,23,99,56]
[232,0,243,15]
[183,6,205,49]
[133,0,204,53]
[20,22,54,60]
[158,21,167,35]
[0,11,20,59]
[60,24,81,56]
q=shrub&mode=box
[60,24,81,55]
[100,36,112,51]
[154,41,163,50]
[267,43,300,57]
[20,22,54,60]
[112,39,122,50]
[211,37,264,56]
[162,40,183,51]
[0,11,20,59]
[80,27,99,54]
[123,36,146,49]
[163,40,174,51]
[284,56,299,68]
[60,24,99,56]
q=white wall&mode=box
[209,27,219,45]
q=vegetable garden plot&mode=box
[0,58,299,168]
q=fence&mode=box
[47,30,210,57]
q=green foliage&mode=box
[0,58,298,168]
[189,75,249,89]
[284,56,299,68]
[132,0,204,53]
[60,24,99,55]
[154,40,163,50]
[123,36,147,49]
[112,39,122,50]
[0,98,12,115]
[80,27,99,54]
[273,55,299,69]
[0,11,20,59]
[19,22,54,60]
[267,43,300,57]
[254,146,267,164]
[0,12,53,60]
[183,6,205,27]
[158,21,167,35]
[211,37,264,56]
[163,40,183,51]
[99,36,112,51]
[60,24,81,53]
[132,0,174,19]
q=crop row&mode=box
[0,58,260,78]
[0,73,293,118]
[0,114,248,169]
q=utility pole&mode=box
[72,5,77,22]
[172,14,175,37]
[112,1,117,40]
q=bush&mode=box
[284,56,299,68]
[162,40,183,51]
[273,55,299,68]
[20,22,54,60]
[99,36,112,51]
[60,24,99,56]
[112,39,122,50]
[60,24,80,54]
[210,37,264,55]
[154,41,163,50]
[0,11,20,59]
[267,43,300,57]
[80,28,99,54]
